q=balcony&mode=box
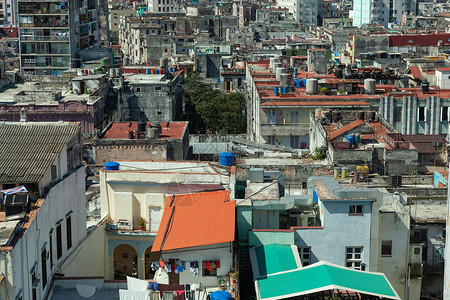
[260,123,310,136]
[20,35,69,41]
[19,9,68,14]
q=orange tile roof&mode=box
[152,190,235,252]
[102,122,187,140]
[328,120,364,141]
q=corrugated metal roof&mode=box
[0,122,80,184]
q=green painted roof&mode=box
[254,244,298,277]
[256,262,400,300]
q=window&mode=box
[349,205,363,214]
[67,147,74,171]
[51,165,57,180]
[56,224,62,259]
[268,109,276,124]
[381,240,392,257]
[346,247,363,270]
[41,248,47,288]
[290,136,300,149]
[136,87,141,93]
[66,216,72,250]
[202,260,217,276]
[298,247,311,266]
[414,247,420,254]
[441,107,449,122]
[268,136,276,145]
[417,107,426,122]
[49,234,53,267]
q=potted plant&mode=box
[139,217,146,230]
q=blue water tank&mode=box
[104,161,120,170]
[169,67,173,72]
[294,67,298,74]
[155,69,159,74]
[219,152,234,166]
[283,87,287,93]
[210,291,232,300]
[274,87,278,94]
[296,80,301,88]
[346,134,355,148]
[303,79,307,85]
[217,77,220,83]
[146,69,150,74]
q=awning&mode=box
[255,261,400,300]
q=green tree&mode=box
[183,72,246,134]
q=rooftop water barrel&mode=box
[276,67,284,79]
[346,134,355,148]
[217,77,220,83]
[295,80,301,88]
[306,78,318,94]
[138,121,146,133]
[210,291,232,300]
[367,110,376,122]
[274,87,278,95]
[155,69,159,74]
[219,152,234,166]
[422,81,429,93]
[146,69,150,74]
[354,132,361,143]
[364,78,376,94]
[104,161,120,170]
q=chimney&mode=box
[20,108,27,122]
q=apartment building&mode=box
[148,0,182,14]
[352,0,416,27]
[276,0,320,26]
[0,121,86,300]
[18,0,99,75]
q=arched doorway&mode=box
[144,247,161,279]
[113,244,138,280]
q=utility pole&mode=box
[444,162,450,298]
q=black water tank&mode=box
[422,81,429,93]
[334,69,343,78]
[137,122,146,132]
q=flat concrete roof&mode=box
[124,73,168,84]
[106,161,221,174]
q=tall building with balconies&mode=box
[353,0,415,27]
[18,0,99,75]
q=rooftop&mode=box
[102,122,187,140]
[0,122,80,184]
[102,161,221,174]
[124,73,168,84]
[152,190,235,251]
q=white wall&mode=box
[436,70,450,89]
[11,167,86,300]
[162,243,233,287]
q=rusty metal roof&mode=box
[0,122,80,184]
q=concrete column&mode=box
[411,96,418,134]
[138,255,145,280]
[401,96,407,135]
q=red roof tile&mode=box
[389,33,450,47]
[102,122,187,140]
[328,120,365,141]
[152,191,235,252]
[409,66,423,79]
[436,67,450,72]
